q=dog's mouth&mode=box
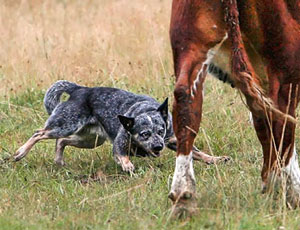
[149,151,160,158]
[130,145,161,158]
[131,138,162,158]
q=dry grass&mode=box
[0,0,172,98]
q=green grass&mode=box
[1,79,300,230]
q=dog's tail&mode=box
[44,80,80,115]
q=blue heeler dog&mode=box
[14,80,229,172]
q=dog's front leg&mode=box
[113,133,135,172]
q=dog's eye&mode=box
[140,131,151,139]
[158,129,165,136]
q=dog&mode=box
[14,80,229,172]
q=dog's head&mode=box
[118,98,169,157]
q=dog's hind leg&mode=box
[54,132,107,166]
[15,99,93,162]
[166,136,230,164]
[55,138,66,166]
[14,129,52,161]
[191,146,230,165]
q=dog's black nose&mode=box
[153,145,163,152]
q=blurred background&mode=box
[0,0,173,99]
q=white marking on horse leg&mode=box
[283,146,300,207]
[170,152,196,200]
[190,52,212,99]
[190,33,228,98]
[248,112,253,125]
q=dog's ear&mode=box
[157,98,168,122]
[118,115,135,132]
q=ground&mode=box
[1,0,300,229]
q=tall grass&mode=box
[0,0,172,99]
[1,0,300,229]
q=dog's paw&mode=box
[14,147,26,161]
[121,160,135,172]
[55,158,65,166]
[220,156,231,163]
[204,156,231,165]
[192,150,230,165]
[114,155,135,173]
[117,155,135,172]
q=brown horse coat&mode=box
[169,0,300,213]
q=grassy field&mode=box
[1,0,300,229]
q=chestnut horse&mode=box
[168,0,300,214]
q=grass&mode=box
[1,0,300,229]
